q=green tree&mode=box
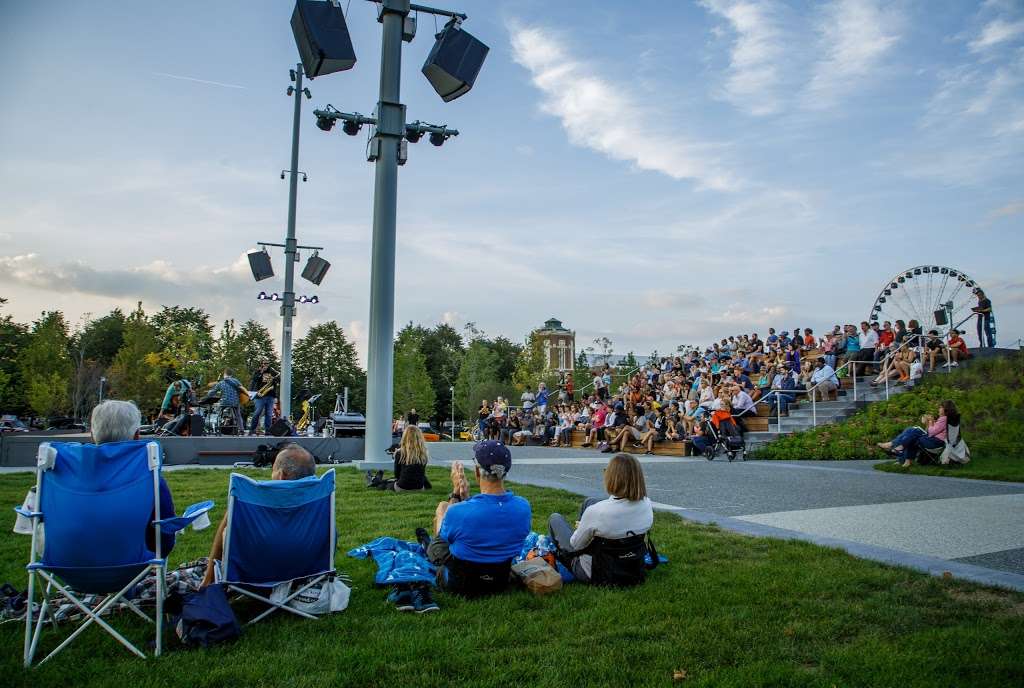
[621,351,639,371]
[482,335,522,384]
[454,340,509,421]
[238,320,279,377]
[397,322,465,426]
[292,322,364,416]
[78,309,126,367]
[0,298,29,412]
[150,306,215,383]
[393,331,436,420]
[210,319,250,383]
[512,331,560,394]
[18,311,73,417]
[108,304,164,413]
[572,349,592,396]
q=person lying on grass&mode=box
[548,453,653,584]
[413,441,531,603]
[366,425,432,491]
[200,443,316,587]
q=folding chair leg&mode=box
[36,571,150,664]
[155,564,164,657]
[24,570,35,667]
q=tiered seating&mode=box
[566,429,692,457]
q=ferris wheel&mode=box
[869,266,982,333]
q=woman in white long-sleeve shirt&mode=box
[548,453,654,583]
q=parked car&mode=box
[43,417,86,432]
[0,415,30,433]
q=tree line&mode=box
[0,297,612,429]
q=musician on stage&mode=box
[213,368,245,433]
[249,362,278,435]
[160,377,193,420]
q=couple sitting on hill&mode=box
[387,441,655,611]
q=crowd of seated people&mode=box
[470,321,964,456]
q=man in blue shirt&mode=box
[424,440,531,599]
[213,369,244,433]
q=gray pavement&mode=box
[426,443,1024,589]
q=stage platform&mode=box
[0,432,364,468]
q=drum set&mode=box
[193,391,242,436]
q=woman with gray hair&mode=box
[90,400,177,554]
[90,399,143,444]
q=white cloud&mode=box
[0,252,251,301]
[507,21,740,191]
[802,0,901,110]
[969,18,1024,52]
[700,0,786,116]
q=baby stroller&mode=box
[695,413,745,462]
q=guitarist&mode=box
[249,361,279,435]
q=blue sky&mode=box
[1,0,1022,362]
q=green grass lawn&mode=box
[2,466,1023,688]
[874,455,1024,482]
[752,352,1023,483]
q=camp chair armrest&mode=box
[156,500,215,534]
[14,506,42,518]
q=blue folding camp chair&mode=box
[17,441,213,667]
[214,469,337,624]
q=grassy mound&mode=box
[3,467,1024,687]
[750,351,1024,473]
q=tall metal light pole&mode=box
[279,63,306,421]
[363,2,407,468]
[450,385,455,442]
[306,0,486,467]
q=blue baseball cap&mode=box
[473,440,512,476]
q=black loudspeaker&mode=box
[269,419,293,437]
[291,0,357,79]
[934,309,948,326]
[247,249,274,281]
[188,414,206,437]
[301,253,331,285]
[421,22,489,102]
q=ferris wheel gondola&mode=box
[868,266,984,335]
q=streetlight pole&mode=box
[364,0,408,467]
[450,385,455,442]
[279,63,306,422]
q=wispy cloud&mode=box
[0,253,252,300]
[802,0,901,110]
[983,200,1024,227]
[700,0,786,116]
[152,72,247,89]
[969,18,1024,52]
[507,21,740,191]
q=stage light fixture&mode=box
[303,88,312,100]
[287,86,295,96]
[291,0,357,79]
[342,120,362,136]
[422,19,490,102]
[429,131,446,146]
[257,291,268,300]
[406,129,422,143]
[301,251,331,285]
[316,114,336,132]
[310,295,319,304]
[281,171,286,179]
[247,248,274,281]
[271,293,281,301]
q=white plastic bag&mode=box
[270,578,351,615]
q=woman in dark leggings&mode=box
[548,453,653,583]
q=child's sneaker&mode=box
[411,586,439,613]
[387,586,415,612]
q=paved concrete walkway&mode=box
[426,443,1024,590]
